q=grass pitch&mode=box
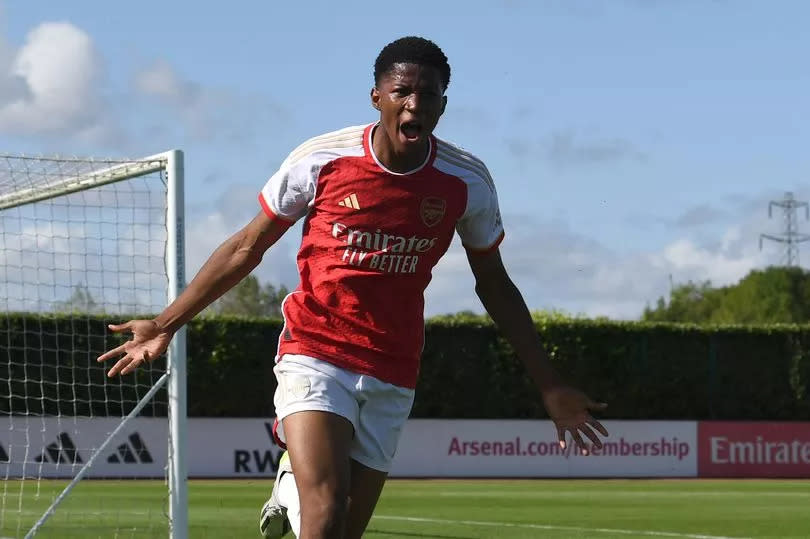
[1,479,807,538]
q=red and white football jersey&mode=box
[258,123,504,388]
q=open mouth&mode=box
[400,121,422,142]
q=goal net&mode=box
[0,152,187,538]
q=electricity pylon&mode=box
[760,192,810,266]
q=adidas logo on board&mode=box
[107,432,153,464]
[35,433,82,464]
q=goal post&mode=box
[166,150,188,539]
[0,151,187,538]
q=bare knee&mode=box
[299,483,349,538]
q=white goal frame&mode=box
[0,150,188,539]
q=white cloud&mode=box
[135,59,208,114]
[134,60,211,139]
[133,60,287,145]
[0,33,27,105]
[0,20,284,153]
[425,210,773,320]
[0,214,167,313]
[657,236,760,284]
[0,22,106,136]
[135,59,190,101]
[673,204,727,227]
[505,130,647,170]
[545,131,647,167]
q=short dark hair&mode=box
[374,36,451,91]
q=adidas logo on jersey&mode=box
[107,432,153,464]
[35,433,82,464]
[338,193,361,210]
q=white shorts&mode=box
[272,354,415,472]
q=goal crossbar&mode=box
[0,152,171,211]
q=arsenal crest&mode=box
[420,197,446,227]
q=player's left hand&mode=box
[541,385,608,454]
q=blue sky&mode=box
[1,0,808,318]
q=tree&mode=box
[53,283,103,314]
[206,274,288,318]
[643,266,810,324]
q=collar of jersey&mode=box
[366,123,435,176]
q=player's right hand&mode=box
[97,320,173,377]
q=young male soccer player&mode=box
[98,36,609,539]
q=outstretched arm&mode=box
[466,247,608,452]
[98,210,290,376]
[154,211,288,334]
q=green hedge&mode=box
[2,313,809,419]
[1,314,167,417]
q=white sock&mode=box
[277,471,301,537]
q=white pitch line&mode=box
[5,509,157,516]
[373,515,751,539]
[435,490,810,499]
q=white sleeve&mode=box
[258,155,320,224]
[456,178,505,252]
